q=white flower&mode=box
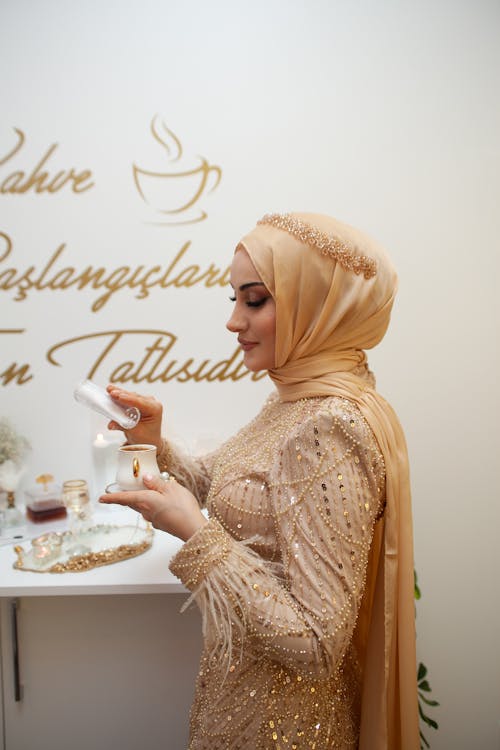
[0,459,25,491]
[0,417,30,465]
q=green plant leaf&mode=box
[414,570,422,599]
[420,729,430,748]
[417,663,427,681]
[419,693,439,707]
[415,569,439,743]
[418,702,428,722]
[423,716,439,730]
[418,702,439,729]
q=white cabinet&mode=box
[0,594,202,750]
[0,509,204,750]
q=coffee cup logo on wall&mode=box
[0,117,264,389]
[133,116,222,225]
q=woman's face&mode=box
[226,248,276,372]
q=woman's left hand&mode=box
[99,474,207,542]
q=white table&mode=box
[0,506,202,750]
[0,505,187,596]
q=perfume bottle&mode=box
[74,380,140,430]
[25,475,67,523]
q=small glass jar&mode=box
[31,532,63,563]
[62,480,90,514]
[62,480,92,555]
[62,480,91,530]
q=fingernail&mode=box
[144,473,153,481]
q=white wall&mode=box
[1,0,499,747]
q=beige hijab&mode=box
[239,212,419,750]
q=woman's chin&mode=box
[243,351,260,372]
[243,352,273,373]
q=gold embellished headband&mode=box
[257,213,377,279]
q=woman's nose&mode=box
[226,306,246,333]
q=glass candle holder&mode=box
[62,480,91,555]
[31,532,63,563]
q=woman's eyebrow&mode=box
[239,282,266,292]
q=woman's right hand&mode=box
[105,385,163,449]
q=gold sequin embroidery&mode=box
[168,394,385,750]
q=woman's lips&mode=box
[238,339,258,351]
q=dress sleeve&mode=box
[157,439,216,508]
[169,402,385,678]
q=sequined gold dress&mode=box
[166,393,385,750]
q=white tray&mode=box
[13,523,154,573]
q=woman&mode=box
[100,212,419,749]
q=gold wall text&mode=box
[0,329,34,385]
[0,128,94,194]
[47,330,266,384]
[0,231,231,311]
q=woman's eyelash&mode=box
[228,296,269,308]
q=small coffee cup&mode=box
[116,444,160,491]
